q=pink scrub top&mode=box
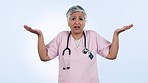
[46,30,111,83]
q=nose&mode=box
[74,19,80,25]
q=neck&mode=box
[71,31,83,40]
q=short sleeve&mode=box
[96,32,111,58]
[45,33,61,60]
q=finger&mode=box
[125,26,130,30]
[129,24,133,27]
[122,26,128,30]
[128,24,133,29]
[126,24,133,30]
[23,25,32,31]
[23,25,29,29]
[23,25,28,29]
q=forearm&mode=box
[106,24,133,60]
[38,33,50,61]
[107,32,119,60]
[23,25,51,61]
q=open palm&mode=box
[23,25,42,36]
[115,24,133,34]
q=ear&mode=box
[83,21,86,27]
[68,22,70,27]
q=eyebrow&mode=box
[71,16,84,18]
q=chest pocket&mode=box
[85,50,97,67]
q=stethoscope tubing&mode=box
[62,31,89,70]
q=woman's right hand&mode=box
[24,25,50,61]
[23,25,42,36]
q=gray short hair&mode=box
[66,5,87,22]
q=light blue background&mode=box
[0,0,147,83]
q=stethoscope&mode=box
[62,31,89,70]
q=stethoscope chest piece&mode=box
[83,48,89,54]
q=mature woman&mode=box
[24,5,133,83]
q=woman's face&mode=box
[68,12,86,34]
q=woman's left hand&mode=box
[115,24,133,35]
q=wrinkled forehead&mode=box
[69,12,85,18]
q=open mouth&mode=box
[74,26,80,30]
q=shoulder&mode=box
[85,30,100,36]
[49,31,69,44]
[56,31,70,37]
[85,30,105,41]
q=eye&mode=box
[71,17,76,20]
[79,17,84,21]
[79,18,83,20]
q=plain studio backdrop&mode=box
[0,0,147,83]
